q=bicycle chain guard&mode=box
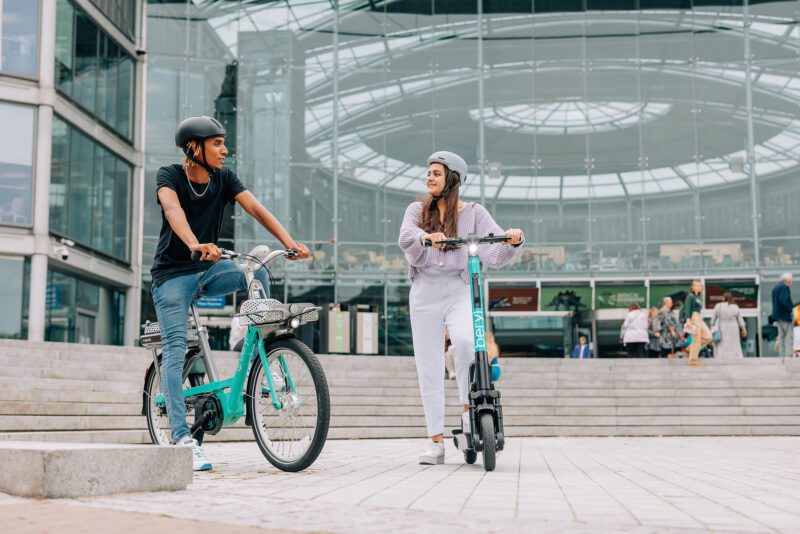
[193,395,224,435]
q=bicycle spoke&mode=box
[255,348,316,459]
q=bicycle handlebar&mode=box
[190,248,297,262]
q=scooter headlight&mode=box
[468,243,478,255]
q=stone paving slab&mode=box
[2,437,800,533]
[0,503,287,533]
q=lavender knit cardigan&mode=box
[397,201,519,283]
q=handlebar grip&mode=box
[286,249,298,258]
[422,239,432,247]
[191,251,201,261]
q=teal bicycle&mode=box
[140,246,330,472]
[424,233,508,471]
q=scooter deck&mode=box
[452,428,471,451]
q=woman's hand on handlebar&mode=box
[190,242,222,261]
[421,232,447,250]
[287,242,310,260]
[504,228,524,246]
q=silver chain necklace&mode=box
[185,170,212,198]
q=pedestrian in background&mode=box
[653,297,680,358]
[621,304,649,358]
[571,335,591,359]
[771,273,795,357]
[647,306,660,357]
[711,292,746,360]
[681,279,711,367]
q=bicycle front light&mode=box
[290,317,300,329]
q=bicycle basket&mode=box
[237,298,286,326]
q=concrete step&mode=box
[0,389,141,404]
[0,378,141,393]
[0,401,140,416]
[0,365,143,383]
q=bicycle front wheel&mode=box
[247,338,330,472]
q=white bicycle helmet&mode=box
[427,151,468,184]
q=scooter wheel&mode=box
[464,450,477,464]
[480,412,496,472]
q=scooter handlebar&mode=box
[422,233,511,248]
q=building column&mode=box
[28,0,57,342]
[124,1,147,346]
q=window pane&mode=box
[67,129,95,244]
[0,258,25,339]
[0,0,39,77]
[45,269,124,345]
[73,11,98,113]
[117,51,132,137]
[45,270,75,343]
[50,117,70,234]
[92,145,114,254]
[113,159,130,260]
[51,116,130,260]
[55,0,75,91]
[97,34,117,128]
[76,279,99,310]
[0,101,34,226]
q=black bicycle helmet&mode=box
[175,116,227,172]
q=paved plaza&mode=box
[3,437,800,533]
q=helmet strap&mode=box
[432,170,461,201]
[183,141,215,173]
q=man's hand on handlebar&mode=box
[420,232,448,250]
[287,242,310,260]
[189,242,222,261]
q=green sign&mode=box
[596,285,646,309]
[649,284,689,309]
[540,286,592,312]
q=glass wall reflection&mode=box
[144,1,800,356]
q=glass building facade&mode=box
[0,0,144,346]
[143,0,800,357]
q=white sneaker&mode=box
[461,411,472,434]
[419,441,445,465]
[177,435,212,472]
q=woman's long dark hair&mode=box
[419,166,461,237]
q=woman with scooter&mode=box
[398,151,524,466]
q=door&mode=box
[76,311,96,345]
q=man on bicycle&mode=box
[151,116,309,470]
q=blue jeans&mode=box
[151,260,269,443]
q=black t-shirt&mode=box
[150,164,246,285]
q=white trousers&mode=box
[409,273,475,436]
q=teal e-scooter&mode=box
[423,233,508,471]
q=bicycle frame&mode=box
[151,248,304,428]
[152,319,296,427]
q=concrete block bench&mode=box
[0,442,191,498]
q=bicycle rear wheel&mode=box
[144,357,204,446]
[247,338,330,472]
